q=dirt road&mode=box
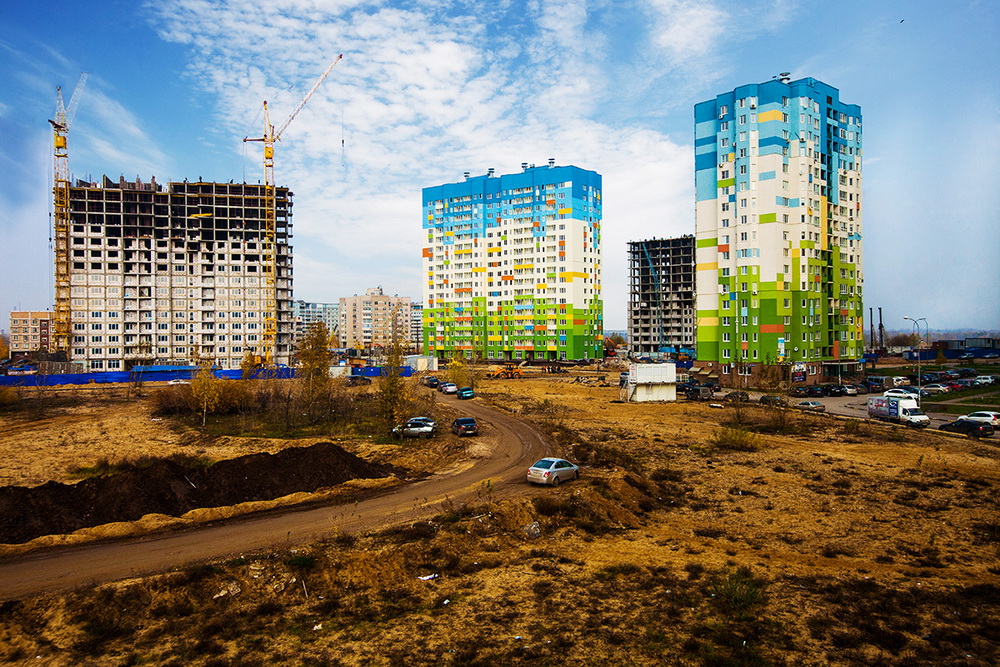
[0,400,548,600]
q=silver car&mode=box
[526,458,579,486]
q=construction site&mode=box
[627,236,696,357]
[46,57,342,372]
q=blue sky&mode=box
[2,0,998,335]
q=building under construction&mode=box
[627,236,695,355]
[62,177,293,370]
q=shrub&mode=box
[710,566,767,617]
[709,427,762,452]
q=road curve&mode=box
[0,400,549,601]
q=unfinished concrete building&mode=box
[64,177,293,370]
[627,236,695,355]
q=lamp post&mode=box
[903,316,927,399]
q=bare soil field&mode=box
[0,376,998,665]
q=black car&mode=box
[822,384,846,397]
[422,376,440,388]
[451,417,479,436]
[807,385,825,397]
[759,395,788,407]
[789,386,809,397]
[938,419,994,438]
[346,375,372,386]
[724,391,750,403]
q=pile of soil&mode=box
[0,442,398,544]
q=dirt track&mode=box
[0,399,548,600]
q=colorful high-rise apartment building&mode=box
[694,76,864,384]
[422,162,603,361]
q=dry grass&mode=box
[0,375,999,664]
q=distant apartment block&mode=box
[694,76,864,382]
[63,177,293,370]
[422,163,603,361]
[293,300,339,344]
[339,288,412,351]
[627,237,695,354]
[410,303,424,352]
[8,311,52,357]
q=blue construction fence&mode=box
[0,364,411,387]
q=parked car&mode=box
[900,386,930,398]
[973,376,994,386]
[724,391,750,403]
[440,383,458,395]
[883,389,917,400]
[845,383,868,395]
[789,387,809,397]
[392,418,438,439]
[840,385,858,396]
[796,401,826,412]
[451,417,479,436]
[922,383,950,394]
[959,352,974,360]
[959,411,1000,427]
[759,395,788,407]
[346,375,372,386]
[822,384,846,397]
[807,386,825,398]
[526,458,579,486]
[938,419,994,438]
[408,416,438,429]
[983,353,999,359]
[456,387,475,399]
[421,376,440,388]
[167,379,190,385]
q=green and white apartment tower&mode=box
[422,162,603,361]
[694,76,864,384]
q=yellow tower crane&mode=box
[49,73,88,357]
[244,54,343,367]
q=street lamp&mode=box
[903,316,928,399]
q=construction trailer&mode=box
[620,362,677,402]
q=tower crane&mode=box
[244,54,343,367]
[49,73,88,357]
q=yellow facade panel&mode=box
[696,262,718,272]
[698,317,720,327]
[758,109,783,122]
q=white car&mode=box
[974,376,994,386]
[526,458,579,486]
[960,411,1000,427]
[167,379,191,385]
[883,389,916,400]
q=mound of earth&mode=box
[0,442,398,544]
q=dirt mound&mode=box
[0,442,397,544]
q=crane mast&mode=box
[244,54,342,367]
[49,73,88,357]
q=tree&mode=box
[190,358,222,427]
[297,322,332,422]
[376,328,408,433]
[0,333,9,361]
[887,332,919,348]
[240,349,260,380]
